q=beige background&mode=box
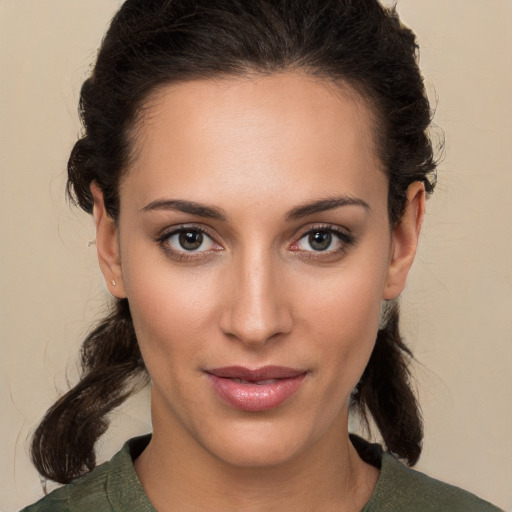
[1,0,511,510]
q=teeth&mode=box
[256,379,278,385]
[233,378,278,385]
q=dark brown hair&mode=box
[32,0,437,484]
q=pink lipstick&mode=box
[205,366,307,412]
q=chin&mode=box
[210,436,305,469]
[194,415,323,469]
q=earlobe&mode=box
[91,183,127,299]
[383,182,425,300]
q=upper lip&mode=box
[205,366,306,381]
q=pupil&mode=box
[179,231,203,250]
[309,231,331,251]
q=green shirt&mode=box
[21,435,503,511]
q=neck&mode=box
[135,412,378,512]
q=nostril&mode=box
[219,306,292,347]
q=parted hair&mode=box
[31,0,437,484]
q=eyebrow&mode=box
[141,194,370,222]
[141,199,227,221]
[285,195,370,221]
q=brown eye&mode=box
[293,226,355,256]
[179,230,204,250]
[308,231,333,251]
[161,228,218,254]
[157,226,223,261]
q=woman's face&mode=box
[94,72,422,468]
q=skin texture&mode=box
[92,72,424,511]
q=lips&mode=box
[205,366,307,412]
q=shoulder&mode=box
[20,435,154,512]
[363,453,504,512]
[20,460,113,512]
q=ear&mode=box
[91,183,127,298]
[383,182,426,300]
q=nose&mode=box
[219,250,292,348]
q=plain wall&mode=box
[1,1,511,510]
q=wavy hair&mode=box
[32,0,437,484]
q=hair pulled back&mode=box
[32,0,437,484]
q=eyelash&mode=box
[155,223,356,262]
[155,224,222,262]
[290,224,356,260]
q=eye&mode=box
[302,231,335,251]
[167,229,217,252]
[291,226,355,255]
[157,226,222,258]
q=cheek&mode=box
[121,251,222,372]
[295,258,388,388]
[299,255,387,334]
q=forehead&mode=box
[121,72,386,212]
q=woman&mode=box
[20,0,504,510]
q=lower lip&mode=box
[207,373,307,412]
